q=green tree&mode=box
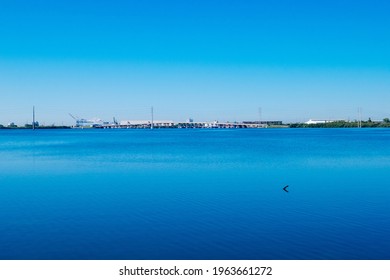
[7,123,17,128]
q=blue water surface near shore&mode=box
[0,129,389,259]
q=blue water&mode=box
[0,129,389,260]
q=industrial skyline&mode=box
[0,105,384,128]
[1,1,389,125]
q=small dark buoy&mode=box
[283,185,289,192]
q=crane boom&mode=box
[69,113,77,120]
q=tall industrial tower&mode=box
[32,106,35,130]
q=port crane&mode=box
[68,113,103,128]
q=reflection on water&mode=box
[0,129,390,259]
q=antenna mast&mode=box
[32,106,35,130]
[258,107,262,126]
[151,106,154,129]
[358,107,362,128]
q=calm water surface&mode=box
[0,129,389,259]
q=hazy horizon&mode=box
[1,0,389,126]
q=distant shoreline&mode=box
[2,118,390,130]
[1,124,390,130]
[2,118,390,129]
[0,126,72,130]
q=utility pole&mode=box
[357,107,362,128]
[258,107,262,124]
[151,106,154,129]
[32,106,35,130]
[258,107,263,128]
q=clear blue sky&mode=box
[0,0,389,125]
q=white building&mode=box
[305,119,347,124]
[306,119,332,124]
[119,120,174,127]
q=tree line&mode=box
[289,119,390,128]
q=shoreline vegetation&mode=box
[1,119,390,129]
[290,119,390,128]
